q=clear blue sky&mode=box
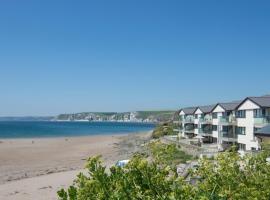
[0,0,270,116]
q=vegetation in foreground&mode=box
[152,122,178,139]
[58,142,270,200]
[148,141,193,167]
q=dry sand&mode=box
[0,132,152,200]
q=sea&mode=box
[0,121,156,139]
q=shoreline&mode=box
[0,131,153,200]
[0,133,128,141]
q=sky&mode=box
[0,0,270,116]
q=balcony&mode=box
[198,128,212,136]
[183,118,194,124]
[199,117,212,124]
[219,115,236,125]
[220,131,238,142]
[254,116,270,127]
[185,125,195,134]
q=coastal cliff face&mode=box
[55,111,175,123]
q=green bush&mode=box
[58,155,194,200]
[152,123,176,139]
[148,141,193,166]
[58,151,270,200]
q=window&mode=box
[254,127,260,133]
[212,113,217,119]
[236,110,246,118]
[222,111,231,117]
[239,143,246,151]
[212,125,217,131]
[236,127,246,135]
[195,114,198,119]
[222,126,229,132]
[253,109,265,118]
[194,124,198,129]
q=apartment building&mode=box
[179,107,197,138]
[210,101,240,150]
[178,96,270,151]
[194,105,215,143]
[235,97,270,151]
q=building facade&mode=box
[178,96,270,151]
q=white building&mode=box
[194,105,215,143]
[211,101,240,151]
[178,95,270,151]
[235,97,270,151]
[179,107,197,138]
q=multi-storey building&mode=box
[178,96,270,151]
[211,101,240,150]
[194,105,215,143]
[235,97,270,151]
[179,107,196,138]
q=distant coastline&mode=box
[0,110,175,123]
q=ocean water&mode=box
[0,121,156,139]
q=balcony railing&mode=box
[219,115,236,124]
[254,116,270,126]
[185,129,195,133]
[199,117,212,124]
[183,118,194,123]
[185,125,195,133]
[220,131,237,142]
[198,128,212,136]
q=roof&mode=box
[197,105,216,113]
[211,101,242,112]
[248,97,270,107]
[255,125,270,136]
[181,107,197,115]
[219,101,242,111]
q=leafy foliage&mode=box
[194,151,270,200]
[58,149,270,200]
[152,123,176,139]
[148,141,193,167]
[58,155,194,200]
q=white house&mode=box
[236,97,270,151]
[178,95,270,151]
[179,107,197,138]
[194,105,215,142]
[211,101,240,150]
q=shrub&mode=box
[152,123,175,139]
[58,151,270,200]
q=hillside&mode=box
[55,111,175,123]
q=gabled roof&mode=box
[236,96,270,109]
[249,97,270,107]
[196,105,216,114]
[255,125,270,137]
[219,101,242,111]
[181,107,197,115]
[211,101,242,112]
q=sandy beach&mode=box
[0,132,151,200]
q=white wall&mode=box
[212,105,225,126]
[238,99,260,110]
[237,99,260,150]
